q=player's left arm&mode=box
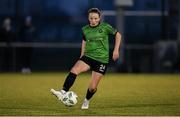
[113,32,121,61]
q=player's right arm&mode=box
[80,40,86,58]
[80,28,87,58]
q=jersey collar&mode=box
[89,22,101,28]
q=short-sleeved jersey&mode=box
[82,22,117,63]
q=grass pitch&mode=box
[0,73,180,116]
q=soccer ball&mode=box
[62,91,78,106]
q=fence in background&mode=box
[1,42,178,73]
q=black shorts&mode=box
[79,56,108,75]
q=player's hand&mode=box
[112,50,119,61]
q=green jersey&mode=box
[82,22,117,63]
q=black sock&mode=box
[86,88,97,100]
[62,72,77,91]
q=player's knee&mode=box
[70,67,79,75]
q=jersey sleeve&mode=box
[82,33,86,41]
[105,23,117,35]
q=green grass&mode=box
[0,73,180,116]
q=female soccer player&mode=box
[51,8,121,109]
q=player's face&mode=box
[88,13,100,27]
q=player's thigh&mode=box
[89,71,103,91]
[70,60,90,75]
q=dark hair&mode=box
[88,8,101,17]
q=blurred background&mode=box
[0,0,179,73]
